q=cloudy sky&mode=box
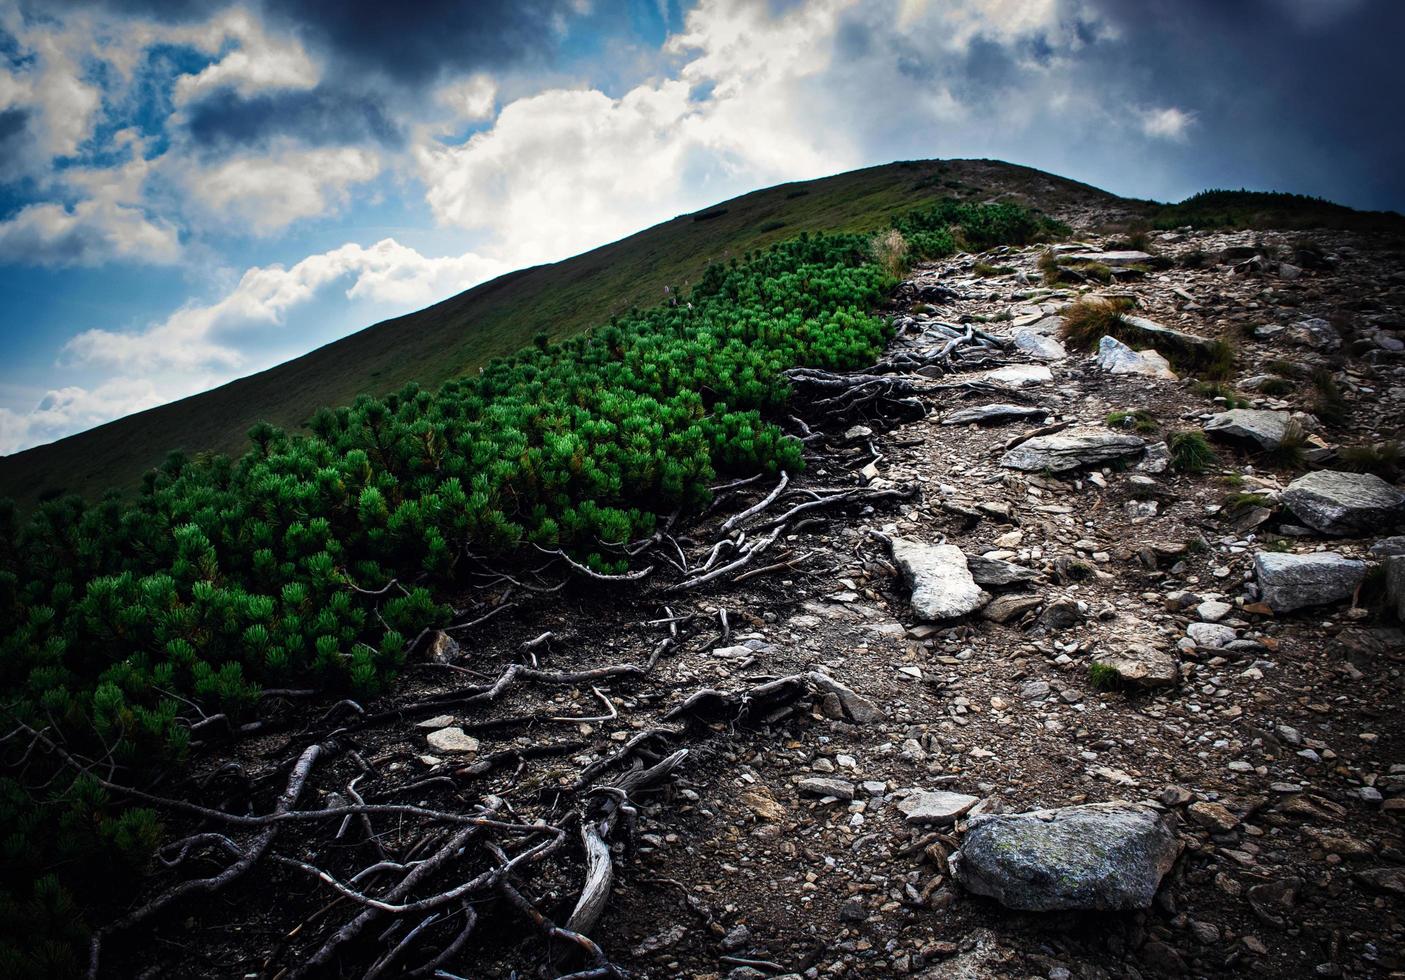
[0,0,1400,455]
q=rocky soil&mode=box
[118,222,1405,979]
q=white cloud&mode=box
[416,0,852,264]
[179,145,382,235]
[63,238,509,374]
[0,378,184,456]
[172,10,320,104]
[0,199,181,267]
[1140,106,1197,142]
[436,74,498,121]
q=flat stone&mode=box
[965,555,1040,587]
[1063,250,1153,267]
[1204,409,1295,451]
[942,403,1047,426]
[798,777,855,801]
[978,364,1052,388]
[897,789,981,825]
[1000,427,1145,472]
[951,802,1180,911]
[1282,470,1405,536]
[980,594,1044,624]
[415,713,456,730]
[426,727,480,754]
[890,538,989,620]
[1197,600,1233,622]
[1090,643,1179,688]
[1012,328,1067,361]
[1188,801,1240,833]
[1187,622,1237,648]
[1119,314,1217,354]
[1254,551,1367,613]
[1095,335,1176,380]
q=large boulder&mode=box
[1281,470,1405,536]
[1204,409,1296,451]
[941,403,1047,426]
[1254,551,1367,613]
[890,539,989,620]
[951,802,1180,911]
[1000,427,1145,472]
[1095,335,1177,379]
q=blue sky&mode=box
[1,0,1401,454]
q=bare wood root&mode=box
[88,743,324,979]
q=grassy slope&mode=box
[0,158,1121,507]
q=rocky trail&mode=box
[108,223,1405,979]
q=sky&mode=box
[0,0,1401,456]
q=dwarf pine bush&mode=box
[0,200,1058,966]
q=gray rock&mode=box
[1197,599,1233,622]
[806,671,884,724]
[1136,441,1172,474]
[951,802,1180,911]
[1090,644,1179,688]
[897,789,981,825]
[426,630,460,664]
[999,427,1145,472]
[1204,409,1295,451]
[890,539,989,620]
[1036,598,1085,631]
[1386,555,1405,622]
[1369,535,1405,558]
[1282,470,1405,536]
[1012,328,1067,361]
[1094,335,1176,379]
[941,403,1047,426]
[980,594,1043,624]
[978,364,1052,388]
[1186,622,1237,648]
[798,777,855,801]
[966,555,1040,587]
[1120,314,1217,354]
[1063,250,1153,267]
[1254,551,1367,613]
[426,727,480,754]
[1286,317,1341,350]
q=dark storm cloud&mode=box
[183,88,400,149]
[265,0,578,83]
[1079,0,1405,209]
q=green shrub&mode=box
[0,199,1057,966]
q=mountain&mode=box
[0,159,1127,508]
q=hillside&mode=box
[0,159,1125,507]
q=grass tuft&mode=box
[1106,409,1159,434]
[1058,297,1135,348]
[1089,662,1124,691]
[1265,419,1310,469]
[1257,377,1294,397]
[1169,430,1218,473]
[1338,442,1402,481]
[871,228,909,279]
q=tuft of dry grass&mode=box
[1058,297,1136,349]
[871,228,910,279]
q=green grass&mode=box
[1089,662,1124,691]
[972,261,1015,277]
[0,159,1096,510]
[1224,491,1273,510]
[1193,381,1250,409]
[1265,419,1310,469]
[1169,430,1218,473]
[1106,409,1159,434]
